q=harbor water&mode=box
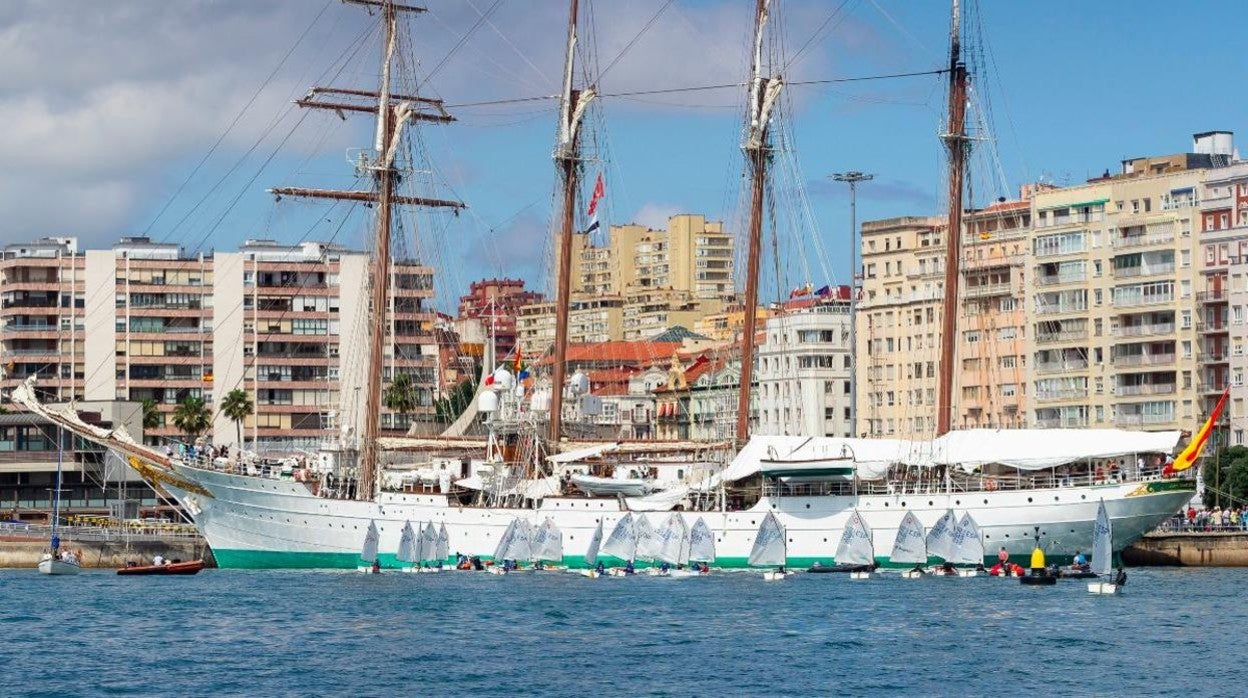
[1,567,1242,696]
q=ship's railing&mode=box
[767,464,1187,498]
[0,521,201,542]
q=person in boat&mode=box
[1114,567,1127,586]
[777,565,787,574]
[153,554,165,566]
[941,561,955,575]
[1072,551,1089,571]
[126,561,138,568]
[911,563,927,576]
[595,561,605,575]
[624,560,635,575]
[998,546,1009,568]
[660,561,670,573]
[698,562,710,575]
[371,559,380,573]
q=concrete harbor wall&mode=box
[1123,531,1248,567]
[0,533,214,569]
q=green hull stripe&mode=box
[211,549,1086,570]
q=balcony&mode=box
[1112,232,1175,249]
[1113,263,1176,279]
[1197,320,1228,334]
[1034,389,1088,401]
[1034,416,1089,428]
[1113,293,1174,308]
[2,322,56,333]
[963,282,1012,298]
[1115,413,1175,427]
[1035,272,1087,286]
[1197,289,1228,302]
[1114,383,1177,397]
[1113,322,1175,338]
[1035,303,1088,316]
[1035,329,1088,345]
[1111,353,1176,367]
[1035,360,1089,374]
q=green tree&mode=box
[383,372,418,428]
[1202,445,1248,509]
[435,379,475,424]
[141,399,162,431]
[172,396,213,442]
[221,389,254,448]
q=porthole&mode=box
[901,502,906,507]
[955,500,961,505]
[983,499,988,505]
[823,538,828,543]
[884,502,889,507]
[805,503,811,509]
[928,501,933,506]
[1081,495,1087,500]
[1027,497,1033,503]
[1054,496,1060,502]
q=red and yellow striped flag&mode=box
[1170,387,1229,472]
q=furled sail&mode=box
[689,518,715,563]
[600,513,636,562]
[436,523,450,562]
[1092,500,1113,577]
[835,510,874,566]
[890,511,928,565]
[926,509,957,561]
[656,513,689,565]
[634,514,660,562]
[397,520,417,564]
[360,520,380,564]
[585,520,604,567]
[951,513,985,565]
[748,511,786,567]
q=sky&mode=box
[1,0,1244,311]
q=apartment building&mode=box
[522,214,735,349]
[1197,158,1248,444]
[2,237,438,452]
[856,215,946,438]
[959,196,1033,429]
[455,278,544,360]
[756,301,853,437]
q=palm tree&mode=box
[383,372,417,429]
[221,389,254,448]
[140,399,162,431]
[172,396,213,442]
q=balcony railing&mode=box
[1035,329,1088,344]
[1115,413,1176,427]
[1111,353,1176,367]
[1197,289,1228,302]
[1112,232,1175,249]
[1115,383,1177,396]
[1113,293,1174,308]
[1035,272,1087,286]
[1,322,56,332]
[1114,263,1176,278]
[1113,323,1175,337]
[1033,416,1089,428]
[1035,360,1089,374]
[1035,303,1088,316]
[1034,389,1088,400]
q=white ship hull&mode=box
[166,463,1193,569]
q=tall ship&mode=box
[14,0,1201,569]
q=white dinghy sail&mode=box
[836,510,874,567]
[656,513,689,566]
[585,519,604,568]
[359,520,380,571]
[951,513,985,572]
[890,511,928,566]
[493,518,517,562]
[926,509,957,562]
[600,513,637,562]
[436,523,450,563]
[749,511,786,567]
[1088,500,1121,594]
[689,518,716,564]
[634,514,660,563]
[397,521,418,566]
[533,518,564,564]
[422,522,439,565]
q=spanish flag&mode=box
[1170,387,1229,472]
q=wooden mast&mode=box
[548,0,595,444]
[270,0,464,500]
[936,0,968,437]
[735,0,782,443]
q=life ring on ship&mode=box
[984,478,998,491]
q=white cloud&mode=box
[630,202,683,229]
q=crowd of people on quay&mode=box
[1163,506,1248,532]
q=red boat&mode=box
[116,560,206,576]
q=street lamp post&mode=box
[831,171,873,438]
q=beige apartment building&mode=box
[1,237,438,452]
[856,215,946,437]
[857,133,1235,437]
[521,214,734,350]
